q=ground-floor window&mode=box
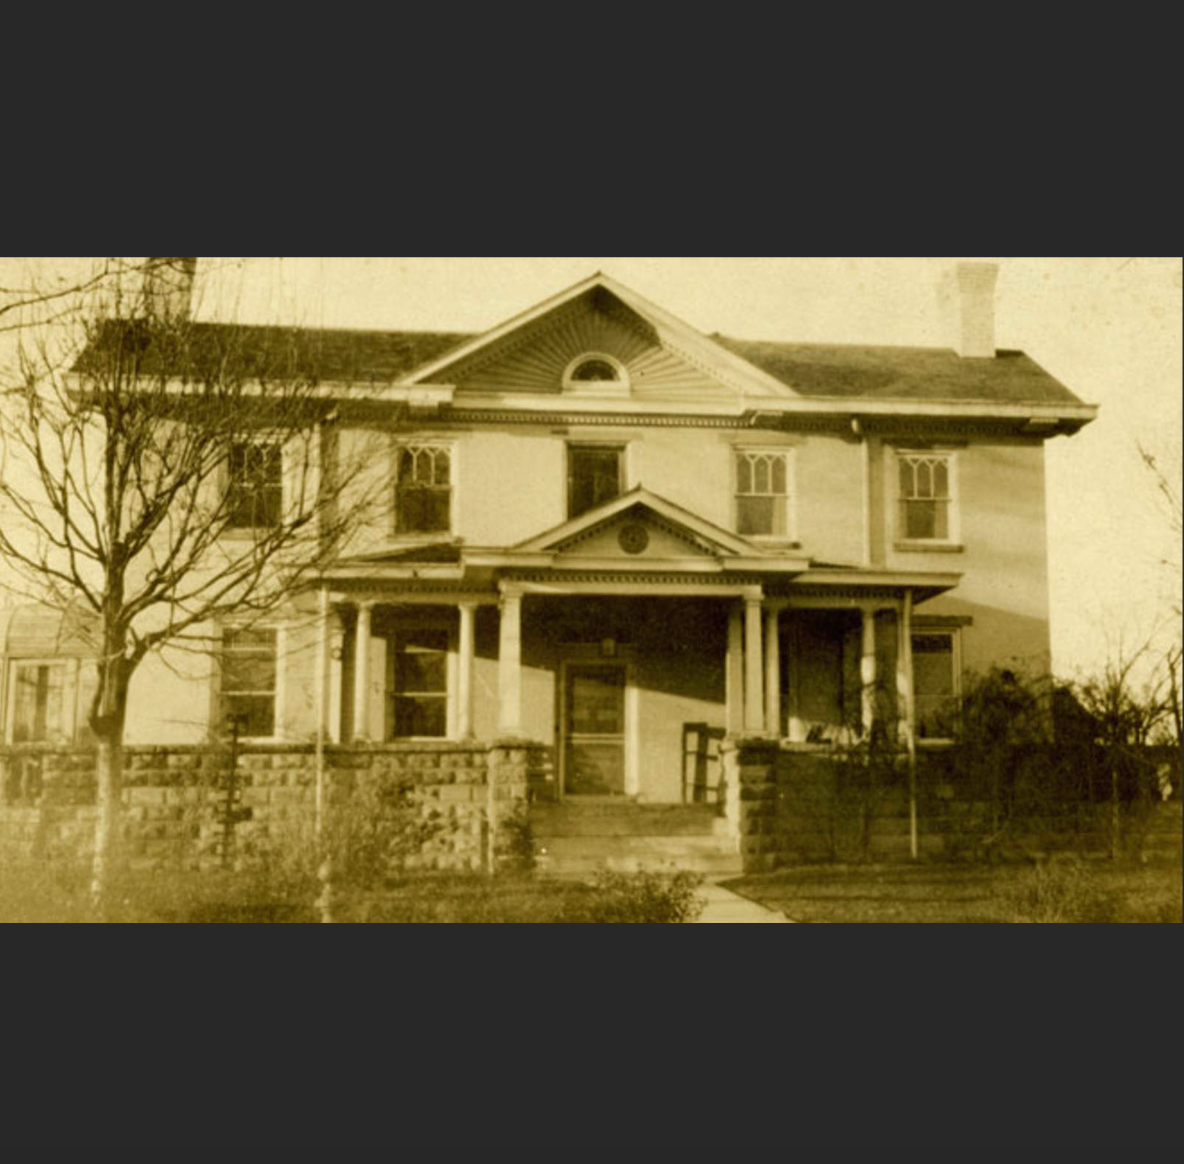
[390,628,449,738]
[912,631,959,739]
[219,628,278,739]
[9,661,68,743]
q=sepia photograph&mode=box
[0,256,1179,924]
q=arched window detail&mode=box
[562,352,630,394]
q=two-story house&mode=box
[1,262,1097,836]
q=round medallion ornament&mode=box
[618,523,649,555]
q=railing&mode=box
[681,722,726,805]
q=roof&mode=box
[71,279,1088,410]
[710,337,1087,406]
[0,604,99,657]
[72,320,472,386]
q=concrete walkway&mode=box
[693,883,795,924]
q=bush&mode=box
[1002,858,1183,923]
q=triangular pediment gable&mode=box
[403,274,798,402]
[517,488,756,560]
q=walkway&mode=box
[694,882,795,924]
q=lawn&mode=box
[0,862,704,924]
[724,859,1183,923]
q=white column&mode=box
[328,619,344,746]
[744,595,765,735]
[497,588,522,738]
[457,601,477,740]
[726,603,744,735]
[764,607,781,739]
[861,606,877,738]
[353,601,374,742]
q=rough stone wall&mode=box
[0,742,538,874]
[732,744,1183,871]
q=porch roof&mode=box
[317,562,962,605]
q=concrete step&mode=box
[531,802,726,838]
[536,851,744,878]
[534,833,742,877]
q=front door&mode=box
[564,664,627,796]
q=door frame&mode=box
[557,652,639,800]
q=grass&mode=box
[724,859,1183,923]
[0,861,703,924]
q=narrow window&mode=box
[10,663,66,743]
[395,444,452,535]
[391,628,449,738]
[226,441,283,531]
[735,450,789,537]
[220,628,278,738]
[899,453,952,541]
[912,632,957,739]
[568,445,622,519]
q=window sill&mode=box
[222,527,281,541]
[746,534,801,547]
[894,541,964,554]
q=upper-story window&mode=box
[568,444,623,518]
[395,444,453,536]
[897,451,958,544]
[226,441,283,531]
[562,352,630,395]
[735,448,792,539]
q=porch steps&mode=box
[531,801,741,877]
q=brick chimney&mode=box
[143,257,197,321]
[955,261,999,358]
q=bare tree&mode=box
[0,258,391,905]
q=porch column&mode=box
[897,590,919,860]
[498,587,522,737]
[457,601,477,740]
[327,615,344,745]
[764,606,781,739]
[860,605,877,738]
[744,595,765,735]
[726,603,744,735]
[353,600,374,742]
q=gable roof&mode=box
[516,487,760,557]
[70,272,1091,412]
[402,274,797,399]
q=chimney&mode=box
[955,261,998,358]
[143,257,197,321]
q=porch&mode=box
[311,579,936,808]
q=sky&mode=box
[3,256,1181,682]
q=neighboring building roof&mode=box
[0,604,99,657]
[710,337,1086,406]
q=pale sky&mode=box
[3,256,1181,682]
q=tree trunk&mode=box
[90,644,132,912]
[1110,764,1121,861]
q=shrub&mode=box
[576,872,704,923]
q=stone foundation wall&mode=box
[729,741,1182,872]
[0,742,541,874]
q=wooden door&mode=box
[564,664,627,796]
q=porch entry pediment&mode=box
[516,487,755,561]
